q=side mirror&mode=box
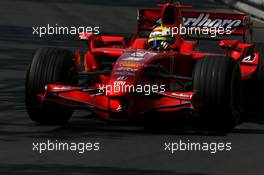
[79,32,94,40]
[219,40,239,50]
[79,32,95,52]
[219,40,241,56]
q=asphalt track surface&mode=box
[0,0,264,175]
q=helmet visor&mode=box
[148,36,171,49]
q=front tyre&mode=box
[25,48,78,125]
[193,56,243,132]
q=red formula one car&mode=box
[26,2,264,131]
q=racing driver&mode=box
[148,26,173,51]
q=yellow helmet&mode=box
[148,26,172,50]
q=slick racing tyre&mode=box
[193,56,243,132]
[25,48,78,125]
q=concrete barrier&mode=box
[245,0,264,8]
[219,0,264,21]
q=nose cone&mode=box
[106,78,135,97]
[107,50,156,96]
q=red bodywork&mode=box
[39,3,258,121]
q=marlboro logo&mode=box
[182,13,242,28]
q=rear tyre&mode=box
[25,48,78,125]
[193,56,243,132]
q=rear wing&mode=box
[137,8,252,40]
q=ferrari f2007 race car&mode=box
[25,2,264,131]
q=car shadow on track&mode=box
[25,112,264,139]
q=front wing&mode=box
[38,84,195,121]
